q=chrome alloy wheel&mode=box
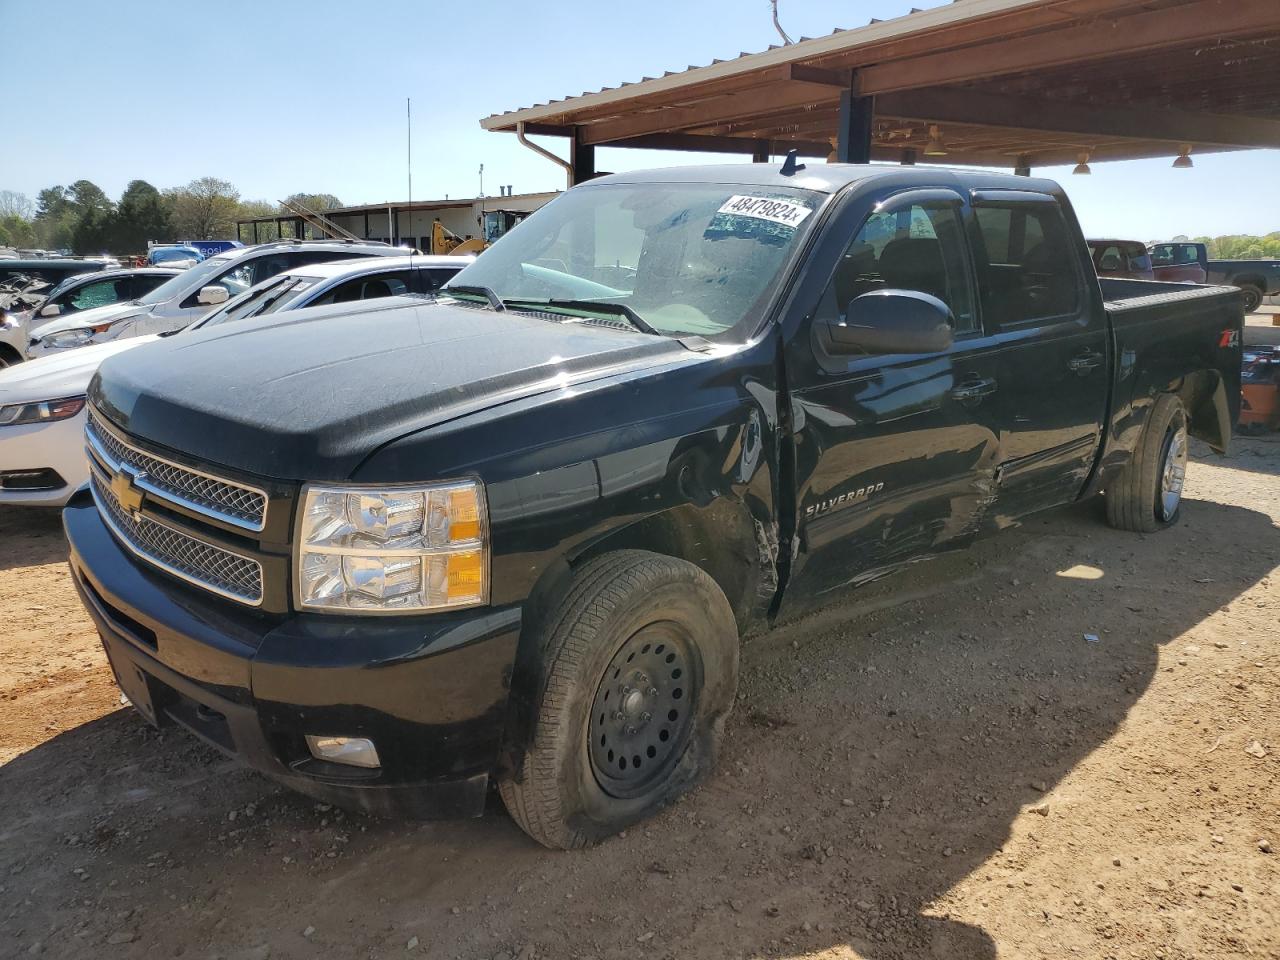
[1160,422,1189,521]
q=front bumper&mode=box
[0,410,87,506]
[65,498,522,818]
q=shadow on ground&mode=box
[1,488,1276,959]
[0,505,66,571]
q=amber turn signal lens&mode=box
[447,488,482,542]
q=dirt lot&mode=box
[1,439,1277,960]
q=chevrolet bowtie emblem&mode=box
[110,468,145,514]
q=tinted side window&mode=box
[311,271,414,306]
[129,274,172,298]
[420,268,461,292]
[68,278,125,310]
[820,201,977,334]
[973,202,1080,327]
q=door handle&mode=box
[951,377,998,402]
[1068,352,1103,374]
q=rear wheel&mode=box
[1105,394,1188,532]
[499,550,739,849]
[0,346,20,368]
[1239,284,1264,315]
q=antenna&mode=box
[406,97,414,256]
[780,149,806,176]
[770,0,793,45]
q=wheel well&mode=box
[0,342,22,366]
[1232,274,1265,292]
[567,501,766,629]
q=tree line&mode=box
[0,180,342,255]
[1194,232,1280,260]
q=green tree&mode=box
[236,199,280,243]
[35,185,72,220]
[166,176,241,239]
[68,179,114,217]
[284,192,343,212]
[71,206,114,254]
[112,180,172,252]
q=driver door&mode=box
[781,189,1004,608]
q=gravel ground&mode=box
[0,438,1276,960]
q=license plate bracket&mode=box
[105,644,160,728]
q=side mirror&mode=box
[197,285,229,306]
[818,290,955,356]
[39,303,61,317]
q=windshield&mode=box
[138,255,233,305]
[445,182,825,337]
[151,247,201,264]
[193,276,318,329]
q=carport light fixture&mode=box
[924,125,947,157]
[1073,151,1092,176]
[1173,144,1194,169]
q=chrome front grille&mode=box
[86,408,267,531]
[89,464,264,606]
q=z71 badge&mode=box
[805,482,886,518]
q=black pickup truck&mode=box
[65,163,1243,849]
[1150,241,1280,312]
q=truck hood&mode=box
[0,336,161,404]
[90,299,696,481]
[29,302,149,340]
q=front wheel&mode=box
[499,550,739,849]
[1105,394,1188,532]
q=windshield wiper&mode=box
[508,298,660,336]
[443,285,506,312]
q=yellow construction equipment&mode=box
[431,210,528,256]
[431,220,486,256]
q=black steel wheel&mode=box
[499,550,739,850]
[588,624,699,800]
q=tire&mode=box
[499,550,739,849]
[1105,394,1188,533]
[0,347,20,369]
[1239,284,1263,315]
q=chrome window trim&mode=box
[86,408,268,532]
[88,462,264,607]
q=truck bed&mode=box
[1098,278,1243,454]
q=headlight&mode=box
[296,480,488,613]
[38,328,95,349]
[0,395,86,427]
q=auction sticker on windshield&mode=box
[717,195,813,228]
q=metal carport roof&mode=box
[481,0,1280,178]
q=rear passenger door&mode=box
[969,191,1108,519]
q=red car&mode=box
[1087,239,1155,280]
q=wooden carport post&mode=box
[836,75,874,164]
[752,141,771,163]
[571,127,596,185]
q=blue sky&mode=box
[3,0,1276,239]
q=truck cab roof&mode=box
[591,162,1063,198]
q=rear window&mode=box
[973,202,1080,327]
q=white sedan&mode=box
[0,254,471,507]
[0,338,153,505]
